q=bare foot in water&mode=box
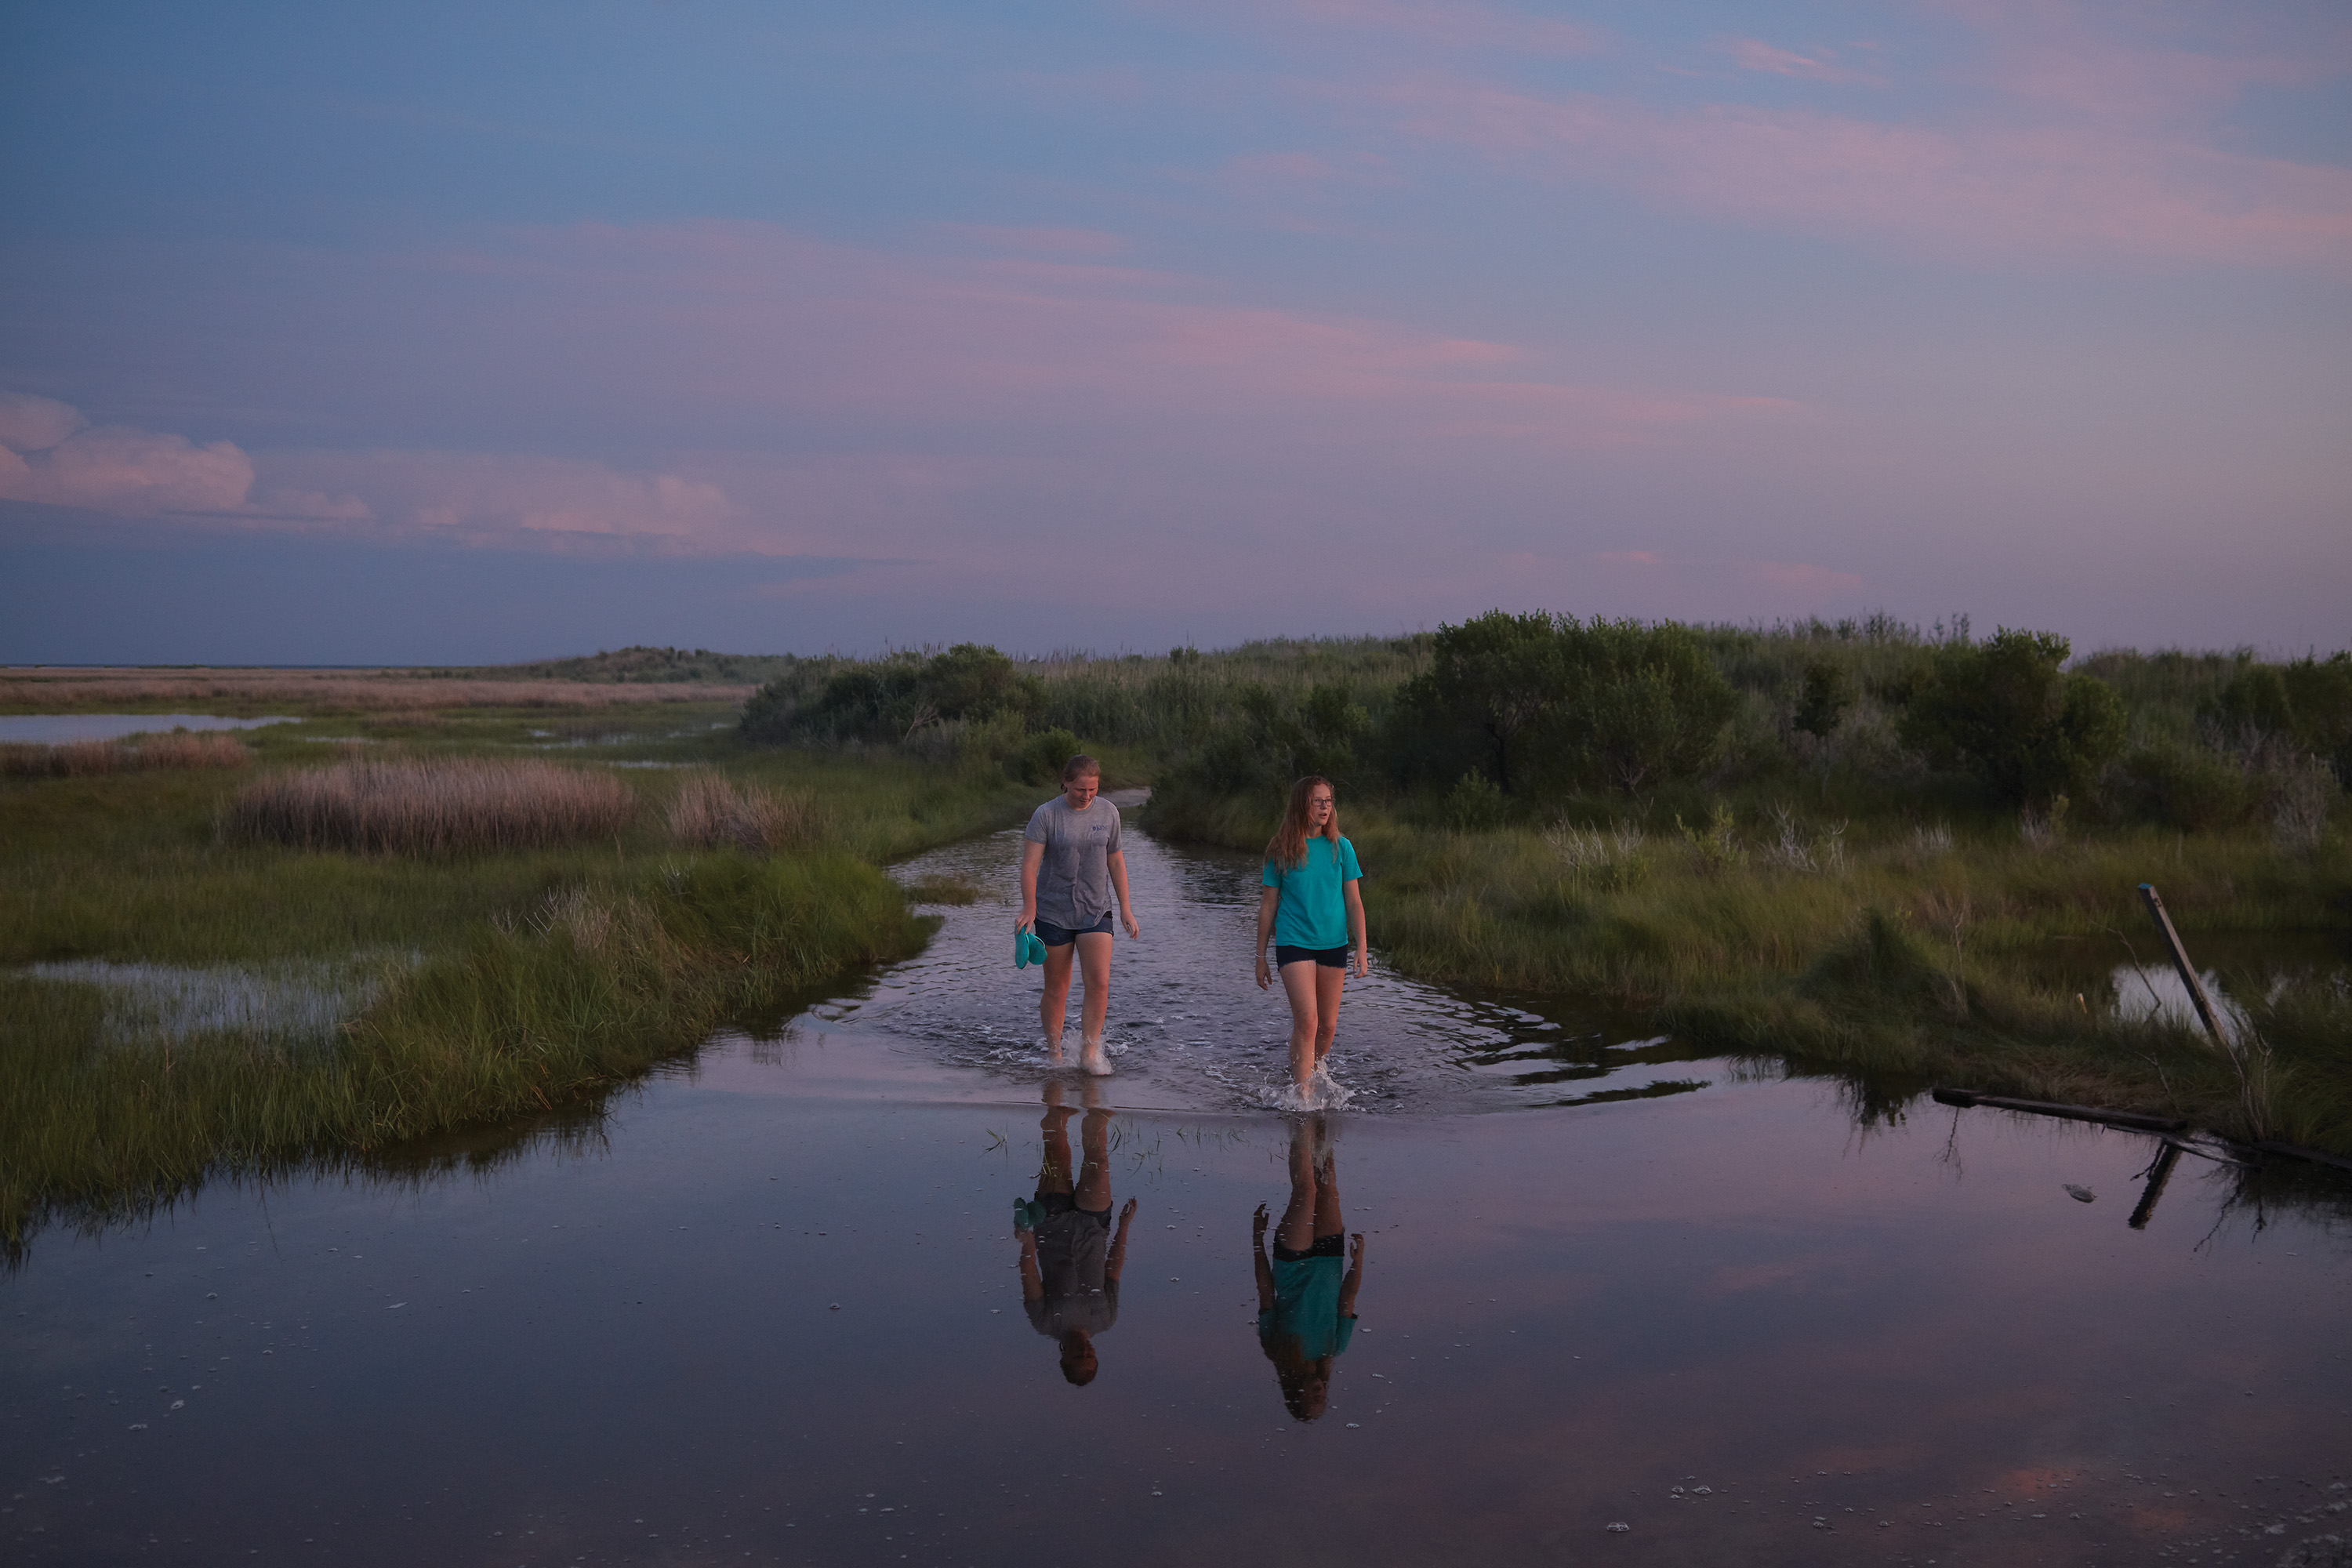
[1080,1036,1112,1076]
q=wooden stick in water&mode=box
[2137,883,2229,1051]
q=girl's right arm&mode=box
[1018,840,1044,929]
[1254,884,1280,989]
[1252,1203,1276,1310]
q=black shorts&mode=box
[1274,943,1350,969]
[1274,1232,1346,1262]
[1035,913,1114,947]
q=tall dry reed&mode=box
[665,771,822,851]
[229,757,636,854]
[0,733,252,777]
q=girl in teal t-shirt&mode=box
[1253,775,1367,1093]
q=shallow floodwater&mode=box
[6,808,2350,1566]
[0,713,298,744]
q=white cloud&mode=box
[0,390,381,524]
[0,411,256,516]
[0,391,86,453]
[256,448,750,550]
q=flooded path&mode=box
[6,805,2350,1566]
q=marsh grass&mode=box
[1162,796,2351,1152]
[229,757,638,855]
[1,853,925,1254]
[1,733,251,776]
[1,733,1046,1251]
[665,771,824,852]
[0,667,756,714]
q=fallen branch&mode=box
[1929,1087,2185,1134]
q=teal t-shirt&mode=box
[1258,1254,1356,1362]
[1262,835,1361,950]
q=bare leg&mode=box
[1036,1080,1074,1196]
[1312,1120,1343,1237]
[1076,1106,1114,1212]
[1312,964,1345,1066]
[1039,942,1075,1060]
[1076,932,1114,1074]
[1279,1118,1319,1254]
[1279,960,1320,1088]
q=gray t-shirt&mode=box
[1027,1205,1118,1338]
[1025,796,1122,927]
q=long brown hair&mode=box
[1265,775,1339,869]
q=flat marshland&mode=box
[0,677,1047,1250]
[5,627,2348,1252]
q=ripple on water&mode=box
[815,811,1722,1116]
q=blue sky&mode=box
[3,0,2347,662]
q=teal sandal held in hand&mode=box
[1014,926,1051,969]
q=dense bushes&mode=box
[734,621,2343,846]
[740,643,1041,745]
[1896,629,2126,807]
[2210,654,2352,785]
[1387,612,1737,796]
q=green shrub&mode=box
[740,644,1040,744]
[2105,742,2256,830]
[1011,726,1082,786]
[1792,661,1853,738]
[1444,770,1507,831]
[1896,628,2125,806]
[1388,612,1737,795]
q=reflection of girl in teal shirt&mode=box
[1252,1117,1366,1422]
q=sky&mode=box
[2,0,2347,665]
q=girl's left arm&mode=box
[1344,879,1368,978]
[1339,1231,1365,1316]
[1106,849,1140,938]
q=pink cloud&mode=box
[1597,550,1664,565]
[1719,38,1885,85]
[1936,0,2340,125]
[935,224,1131,256]
[398,220,1780,456]
[256,449,751,553]
[1370,75,2352,270]
[0,405,256,517]
[0,391,85,453]
[0,391,377,524]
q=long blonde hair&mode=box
[1265,775,1339,869]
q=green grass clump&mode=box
[2,852,924,1253]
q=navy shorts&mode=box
[1035,913,1114,947]
[1274,943,1350,969]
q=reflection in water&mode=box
[1254,1116,1364,1422]
[1014,1080,1136,1385]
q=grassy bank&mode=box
[1152,794,2352,1155]
[2,701,1043,1252]
[731,626,2348,1154]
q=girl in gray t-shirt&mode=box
[1017,754,1140,1074]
